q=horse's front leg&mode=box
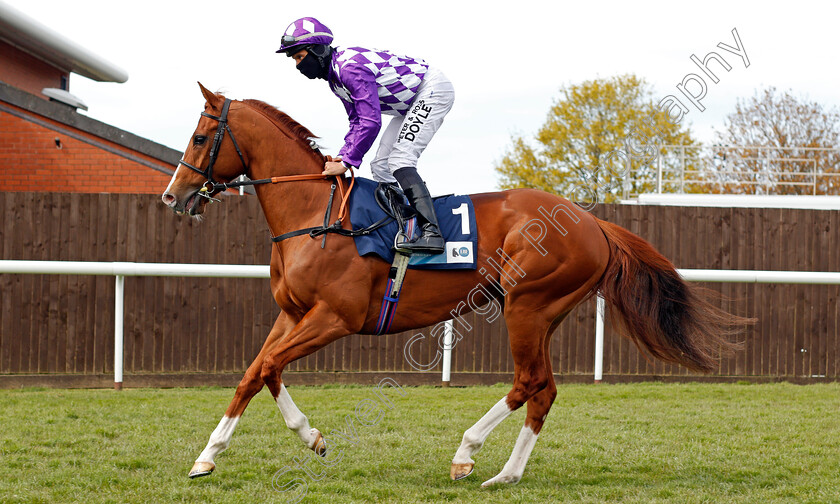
[260,302,356,455]
[273,383,326,455]
[189,312,292,478]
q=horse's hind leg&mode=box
[481,322,559,487]
[189,312,291,478]
[477,275,596,486]
[450,396,516,480]
[450,309,553,481]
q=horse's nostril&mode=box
[162,193,176,207]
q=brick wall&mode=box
[0,102,174,194]
[0,40,67,98]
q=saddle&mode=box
[272,176,476,269]
[272,175,476,334]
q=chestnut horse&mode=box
[162,83,745,487]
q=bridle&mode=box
[179,97,351,197]
[179,98,249,196]
[177,97,382,245]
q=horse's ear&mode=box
[197,82,223,110]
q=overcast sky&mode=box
[5,0,839,195]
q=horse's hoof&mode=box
[188,461,215,478]
[481,473,521,487]
[311,430,327,457]
[450,462,475,480]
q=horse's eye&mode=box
[194,135,208,146]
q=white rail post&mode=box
[594,295,605,383]
[441,319,453,387]
[657,150,663,194]
[114,274,124,390]
[623,140,632,200]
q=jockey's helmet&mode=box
[277,17,334,56]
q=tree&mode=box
[711,87,840,195]
[495,75,697,203]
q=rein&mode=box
[179,98,392,245]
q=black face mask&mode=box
[297,52,323,80]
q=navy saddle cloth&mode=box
[347,177,477,270]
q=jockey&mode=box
[277,17,455,254]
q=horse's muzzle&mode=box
[162,188,204,215]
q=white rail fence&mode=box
[594,269,840,382]
[625,145,840,199]
[2,261,839,387]
[0,261,269,389]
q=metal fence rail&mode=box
[5,260,840,386]
[593,269,840,382]
[624,145,840,198]
[0,260,460,388]
[0,260,270,389]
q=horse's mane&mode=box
[241,98,325,162]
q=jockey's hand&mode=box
[323,157,348,176]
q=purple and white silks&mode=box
[327,46,453,176]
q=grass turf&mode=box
[1,382,839,503]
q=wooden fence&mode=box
[0,192,838,386]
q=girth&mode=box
[271,182,411,247]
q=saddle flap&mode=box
[348,177,476,270]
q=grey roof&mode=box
[0,1,128,83]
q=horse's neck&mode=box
[250,148,328,243]
[235,106,330,247]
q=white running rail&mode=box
[0,260,269,389]
[5,261,839,386]
[593,268,840,382]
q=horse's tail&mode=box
[592,218,752,373]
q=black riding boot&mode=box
[401,183,445,254]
